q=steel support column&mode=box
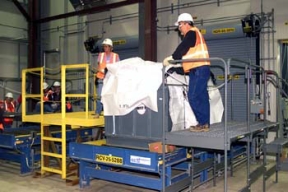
[28,0,40,110]
[143,0,157,61]
[139,0,157,61]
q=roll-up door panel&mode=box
[207,37,256,121]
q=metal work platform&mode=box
[21,63,103,179]
[166,121,278,150]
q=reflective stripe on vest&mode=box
[182,27,210,73]
[4,101,15,123]
[96,52,118,79]
[43,92,50,101]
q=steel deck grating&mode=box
[166,121,278,150]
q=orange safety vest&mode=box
[182,27,210,73]
[43,91,52,101]
[96,52,119,79]
[3,101,15,124]
[66,102,71,110]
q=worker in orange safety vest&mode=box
[50,81,73,112]
[95,38,120,118]
[0,106,4,133]
[163,13,210,132]
[34,82,54,113]
[0,92,16,128]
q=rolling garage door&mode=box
[204,24,257,121]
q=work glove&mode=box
[163,56,173,66]
[48,90,54,95]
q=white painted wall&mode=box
[0,0,283,120]
[0,0,28,99]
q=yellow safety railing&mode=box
[21,67,43,121]
[22,63,92,179]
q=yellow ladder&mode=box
[40,64,90,179]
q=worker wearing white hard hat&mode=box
[34,82,54,113]
[53,81,61,87]
[95,38,120,118]
[50,81,72,113]
[51,81,61,111]
[163,12,211,132]
[2,92,15,128]
[52,81,61,102]
[5,92,13,99]
[43,82,49,90]
[102,38,113,47]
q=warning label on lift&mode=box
[199,29,206,35]
[113,39,127,45]
[217,75,240,80]
[212,28,236,34]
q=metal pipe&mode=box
[0,23,27,31]
[272,9,275,67]
[231,77,234,120]
[37,0,143,23]
[162,67,166,191]
[262,129,267,192]
[191,148,195,192]
[266,71,283,136]
[18,42,21,78]
[40,0,240,32]
[246,66,251,189]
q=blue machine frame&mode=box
[69,141,248,191]
[70,142,190,190]
[0,126,93,175]
[69,142,249,191]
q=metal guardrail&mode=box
[168,57,229,192]
[166,57,276,192]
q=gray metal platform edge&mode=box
[166,121,278,150]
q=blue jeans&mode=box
[3,124,12,128]
[34,102,54,113]
[95,82,103,115]
[188,65,210,126]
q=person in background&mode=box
[0,92,22,128]
[0,103,5,132]
[163,13,210,132]
[50,81,72,112]
[50,81,61,112]
[95,38,120,118]
[34,82,54,113]
[1,92,16,128]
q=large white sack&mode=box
[101,57,163,116]
[166,68,224,131]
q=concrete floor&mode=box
[0,160,287,192]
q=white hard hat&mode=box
[175,13,194,26]
[53,81,61,87]
[5,92,13,98]
[102,38,113,47]
[43,82,49,89]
